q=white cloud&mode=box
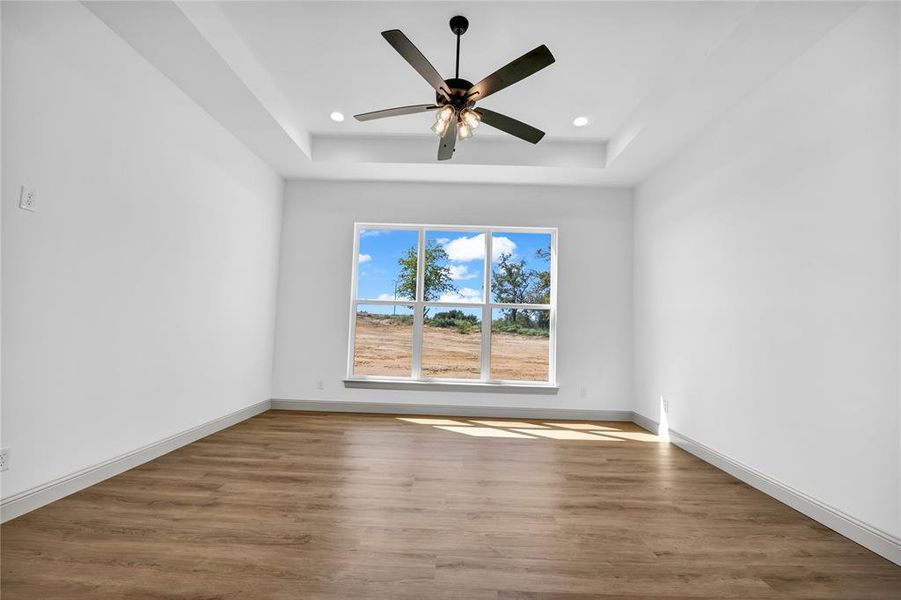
[358,253,372,264]
[444,234,484,262]
[437,287,482,303]
[443,234,516,262]
[449,264,477,281]
[492,236,517,261]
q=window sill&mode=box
[343,379,559,395]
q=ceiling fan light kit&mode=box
[354,15,555,161]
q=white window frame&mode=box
[346,223,558,387]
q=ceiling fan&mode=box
[354,16,555,161]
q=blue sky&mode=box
[357,228,551,306]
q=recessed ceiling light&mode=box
[572,116,589,127]
[330,111,345,122]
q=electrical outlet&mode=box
[0,448,9,472]
[18,186,36,212]
[316,379,324,390]
[579,386,588,399]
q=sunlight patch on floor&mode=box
[512,429,607,440]
[398,418,472,426]
[434,426,535,438]
[603,431,662,442]
[469,420,549,428]
[543,423,620,431]
[397,416,664,443]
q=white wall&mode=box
[1,3,4,468]
[897,1,901,536]
[273,180,632,411]
[1,2,283,499]
[634,3,900,537]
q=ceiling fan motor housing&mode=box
[437,78,475,110]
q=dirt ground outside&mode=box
[353,314,549,381]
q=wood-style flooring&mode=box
[2,410,899,599]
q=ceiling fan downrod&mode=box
[450,15,468,80]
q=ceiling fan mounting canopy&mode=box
[354,15,555,160]
[449,15,469,36]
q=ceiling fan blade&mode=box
[382,30,450,99]
[437,112,459,161]
[473,108,545,144]
[467,45,555,101]
[354,104,439,122]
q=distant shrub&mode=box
[491,319,549,337]
[359,312,413,325]
[427,310,479,334]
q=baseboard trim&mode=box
[271,398,633,421]
[0,399,271,523]
[632,412,900,566]
[629,410,658,434]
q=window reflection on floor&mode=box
[397,418,663,442]
[397,417,472,426]
[469,420,549,428]
[433,426,535,438]
[543,422,620,431]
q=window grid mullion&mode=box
[487,303,551,310]
[480,229,493,381]
[549,229,558,385]
[411,227,426,379]
[346,225,362,379]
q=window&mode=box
[348,224,557,386]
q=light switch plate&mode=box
[18,186,36,212]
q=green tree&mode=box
[491,252,535,323]
[529,248,551,330]
[397,240,456,314]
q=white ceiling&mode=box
[216,1,748,139]
[86,1,861,186]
